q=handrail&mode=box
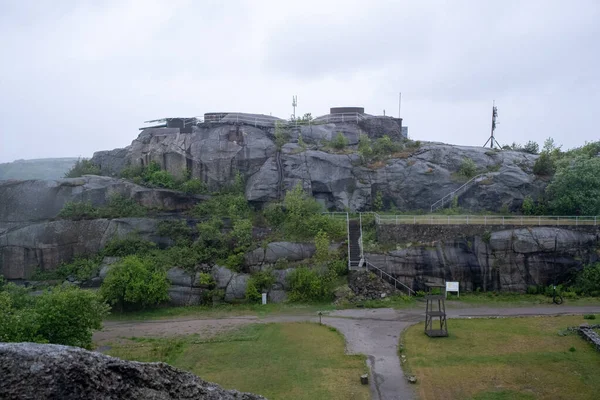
[430,173,490,212]
[373,214,599,226]
[202,112,372,127]
[364,260,415,296]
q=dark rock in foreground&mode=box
[0,342,266,400]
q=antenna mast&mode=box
[483,101,501,149]
[292,95,297,120]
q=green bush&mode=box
[372,135,402,156]
[180,178,207,195]
[59,195,147,220]
[522,195,535,215]
[0,284,108,349]
[103,236,157,257]
[100,255,170,310]
[274,122,290,150]
[533,152,555,176]
[58,201,98,220]
[331,132,349,150]
[100,194,147,218]
[458,157,477,178]
[571,263,600,296]
[287,267,336,302]
[192,193,250,220]
[35,286,109,348]
[245,271,275,303]
[313,230,332,264]
[64,159,101,178]
[373,191,384,211]
[583,314,596,320]
[157,220,193,244]
[57,257,101,281]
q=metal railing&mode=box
[374,214,599,226]
[430,173,490,212]
[364,260,415,296]
[202,112,371,128]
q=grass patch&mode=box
[106,302,337,321]
[403,315,600,400]
[447,292,600,307]
[106,322,369,400]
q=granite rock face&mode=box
[90,121,544,212]
[0,175,205,223]
[367,227,600,292]
[0,342,265,400]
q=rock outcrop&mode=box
[0,342,265,400]
[368,227,600,292]
[0,218,163,280]
[90,120,545,212]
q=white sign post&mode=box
[262,293,267,305]
[445,282,459,298]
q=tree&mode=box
[64,159,101,178]
[523,141,539,154]
[100,255,170,310]
[546,156,600,215]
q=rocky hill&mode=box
[91,117,544,212]
[0,158,78,180]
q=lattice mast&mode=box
[483,101,501,149]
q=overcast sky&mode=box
[0,0,598,163]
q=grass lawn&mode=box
[105,322,369,400]
[105,302,338,321]
[445,293,600,307]
[403,315,600,400]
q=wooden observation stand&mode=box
[424,283,448,337]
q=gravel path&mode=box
[94,305,600,400]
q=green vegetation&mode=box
[330,132,349,150]
[546,156,600,215]
[120,161,208,194]
[403,315,600,400]
[245,271,276,302]
[274,121,291,150]
[100,255,170,310]
[0,283,108,349]
[58,194,148,220]
[529,139,600,215]
[570,262,600,297]
[64,158,101,178]
[458,157,477,178]
[263,183,346,241]
[107,323,369,400]
[503,141,539,154]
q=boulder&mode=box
[98,257,121,280]
[267,290,287,303]
[168,285,206,306]
[167,267,194,287]
[224,273,250,302]
[212,265,234,289]
[0,342,265,399]
[245,242,316,266]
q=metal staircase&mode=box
[430,173,491,212]
[348,219,362,270]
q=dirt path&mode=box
[94,305,600,400]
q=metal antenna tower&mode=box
[292,95,297,120]
[483,101,501,149]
